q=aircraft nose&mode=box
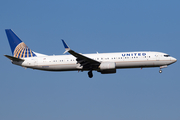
[171,57,177,63]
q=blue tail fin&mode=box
[5,29,36,58]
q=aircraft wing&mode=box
[62,40,100,69]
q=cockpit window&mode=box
[164,55,170,57]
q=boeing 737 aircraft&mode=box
[4,29,177,78]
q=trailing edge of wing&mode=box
[4,55,24,62]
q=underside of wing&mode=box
[62,40,100,70]
[69,49,100,70]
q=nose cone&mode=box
[171,57,177,63]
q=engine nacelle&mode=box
[98,62,116,74]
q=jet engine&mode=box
[98,62,116,74]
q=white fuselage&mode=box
[13,51,177,72]
[5,29,177,78]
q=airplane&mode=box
[4,29,177,78]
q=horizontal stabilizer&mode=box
[4,55,24,62]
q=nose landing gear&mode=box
[159,69,162,73]
[159,65,167,73]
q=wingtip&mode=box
[61,39,71,54]
[62,39,69,49]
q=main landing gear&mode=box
[88,70,93,78]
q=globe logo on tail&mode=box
[13,42,36,58]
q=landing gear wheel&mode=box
[88,70,93,78]
[159,69,162,73]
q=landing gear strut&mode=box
[88,70,93,78]
[159,65,168,73]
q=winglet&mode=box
[62,39,70,54]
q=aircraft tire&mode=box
[88,70,93,78]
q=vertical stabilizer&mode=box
[5,29,36,58]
